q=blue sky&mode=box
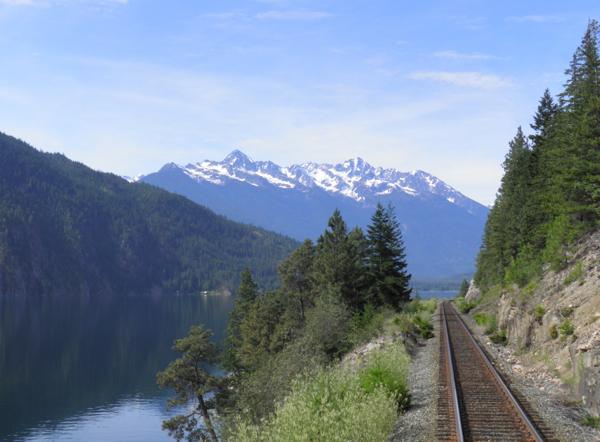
[1,1,599,205]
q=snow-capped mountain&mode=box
[134,150,485,217]
[134,150,489,279]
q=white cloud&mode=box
[434,50,500,61]
[201,12,245,19]
[0,0,36,5]
[255,10,332,20]
[507,15,565,23]
[407,71,515,89]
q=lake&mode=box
[417,291,459,299]
[0,294,235,442]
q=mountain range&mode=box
[134,151,489,279]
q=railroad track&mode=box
[436,301,558,441]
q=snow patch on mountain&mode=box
[131,150,482,214]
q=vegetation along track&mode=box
[436,301,558,441]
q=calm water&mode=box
[0,294,235,442]
[418,291,459,299]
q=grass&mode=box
[580,416,600,430]
[564,261,584,286]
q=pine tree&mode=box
[221,268,258,373]
[277,238,316,321]
[157,325,221,442]
[365,202,411,308]
[474,128,532,288]
[314,209,367,310]
[551,19,600,221]
[529,88,559,147]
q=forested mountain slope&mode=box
[0,132,298,296]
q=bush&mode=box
[484,316,498,335]
[558,319,574,340]
[359,344,412,412]
[489,329,508,345]
[227,343,410,442]
[455,297,477,314]
[560,306,573,317]
[413,316,434,339]
[534,306,546,320]
[549,323,558,339]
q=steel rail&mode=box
[442,301,465,442]
[446,301,545,442]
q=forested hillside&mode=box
[475,20,600,291]
[0,132,298,296]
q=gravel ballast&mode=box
[388,306,439,442]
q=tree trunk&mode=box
[197,394,219,442]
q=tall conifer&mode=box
[365,202,411,308]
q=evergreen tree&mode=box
[458,279,469,298]
[221,268,258,373]
[277,239,316,321]
[529,88,559,147]
[474,128,532,288]
[552,19,600,221]
[314,209,367,310]
[157,325,221,442]
[365,203,411,308]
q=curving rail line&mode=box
[436,301,557,441]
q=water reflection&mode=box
[0,294,235,442]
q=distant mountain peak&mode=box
[223,150,254,169]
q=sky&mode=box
[1,1,599,206]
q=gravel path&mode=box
[388,307,439,442]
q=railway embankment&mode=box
[463,231,600,439]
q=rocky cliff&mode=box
[469,230,600,416]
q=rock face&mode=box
[472,230,600,416]
[465,280,481,303]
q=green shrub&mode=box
[484,316,498,335]
[489,329,508,345]
[391,315,415,334]
[473,312,490,326]
[228,343,410,442]
[534,306,546,320]
[559,319,574,340]
[413,316,434,339]
[563,261,583,286]
[455,297,477,314]
[549,323,558,339]
[519,281,538,303]
[561,306,573,317]
[472,312,497,335]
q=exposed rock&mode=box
[465,279,481,303]
[580,368,600,417]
